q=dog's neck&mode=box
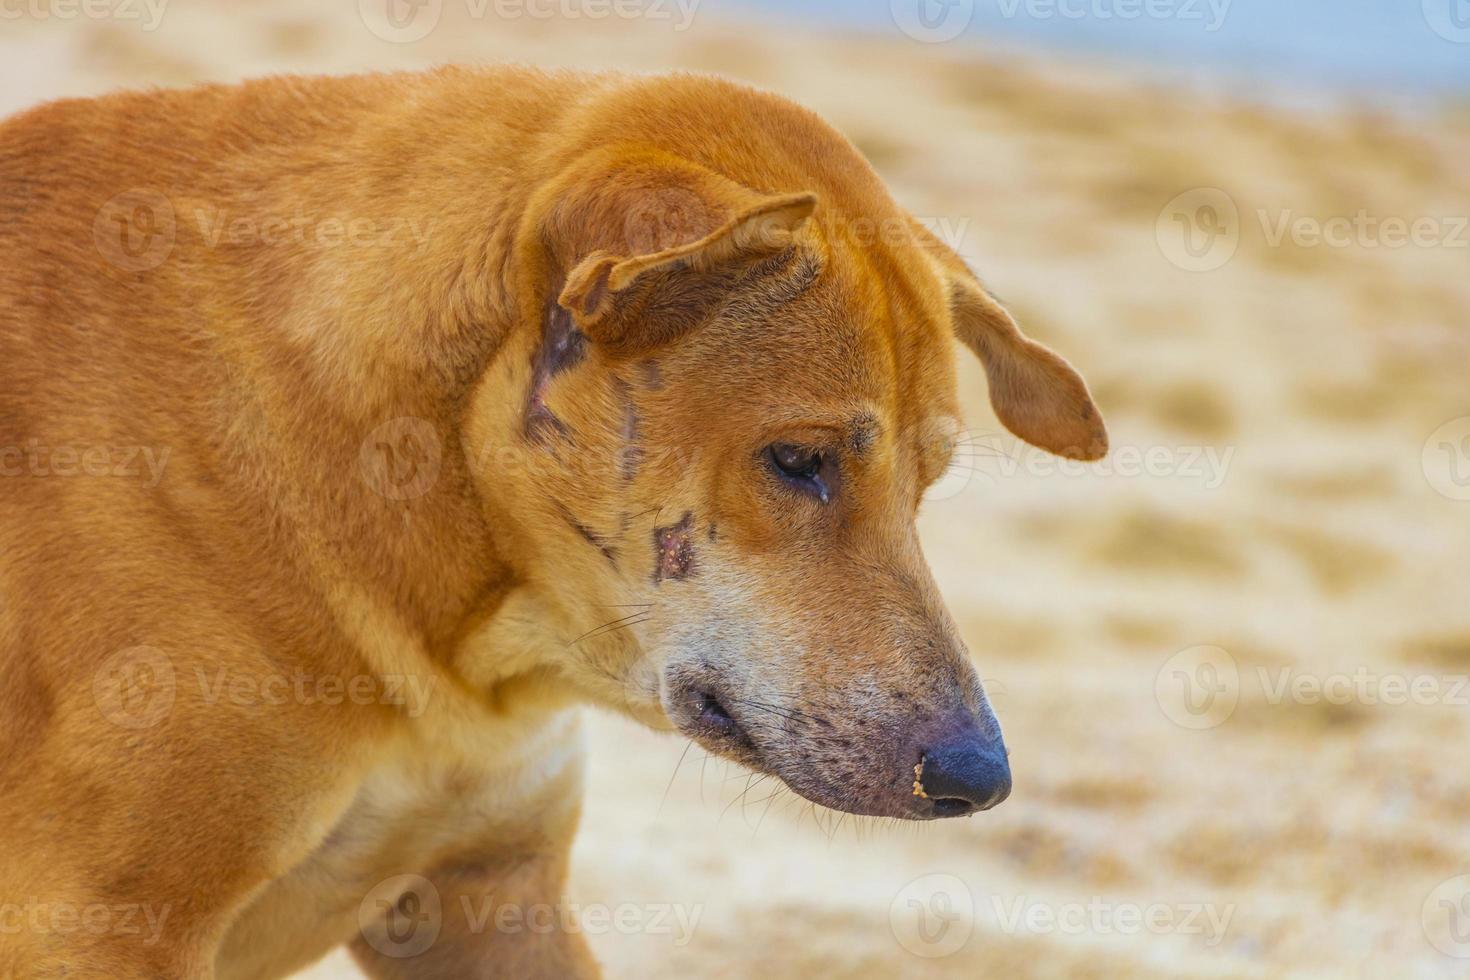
[199,222,546,692]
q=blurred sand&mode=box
[7,3,1470,977]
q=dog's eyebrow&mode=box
[767,408,883,456]
[848,412,879,456]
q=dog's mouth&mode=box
[669,683,906,818]
[661,675,771,775]
[685,687,760,757]
[663,671,1011,821]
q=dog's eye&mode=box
[767,444,831,503]
[770,444,819,477]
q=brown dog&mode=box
[0,67,1105,979]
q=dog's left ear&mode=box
[542,151,816,352]
[948,275,1108,461]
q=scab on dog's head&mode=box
[471,145,1106,820]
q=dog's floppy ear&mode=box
[948,275,1107,461]
[544,150,816,351]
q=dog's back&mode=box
[0,66,572,684]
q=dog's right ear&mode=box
[540,150,817,352]
[947,274,1108,461]
[908,216,1106,462]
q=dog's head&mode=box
[469,139,1104,819]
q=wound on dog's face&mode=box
[652,511,696,583]
[637,358,664,391]
[556,500,618,567]
[615,377,643,480]
[524,303,584,443]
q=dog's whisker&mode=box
[658,740,697,816]
[567,612,650,646]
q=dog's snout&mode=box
[920,732,1012,817]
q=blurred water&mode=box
[730,0,1470,99]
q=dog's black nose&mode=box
[920,733,1012,817]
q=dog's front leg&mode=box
[349,780,599,979]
